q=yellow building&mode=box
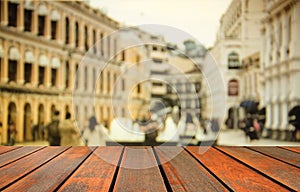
[0,0,149,144]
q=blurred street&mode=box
[14,129,300,146]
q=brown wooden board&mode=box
[156,146,229,192]
[113,147,167,192]
[0,146,22,155]
[280,146,300,154]
[217,147,300,191]
[0,147,69,190]
[0,146,45,168]
[2,147,94,192]
[249,147,300,168]
[187,146,289,192]
[57,147,123,191]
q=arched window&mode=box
[65,61,69,88]
[84,26,88,51]
[8,1,18,27]
[228,79,239,96]
[8,47,21,82]
[37,4,48,36]
[50,10,60,40]
[228,52,240,69]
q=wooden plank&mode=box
[57,147,123,191]
[280,147,300,154]
[0,147,69,190]
[3,147,94,192]
[249,147,300,168]
[217,147,300,191]
[156,147,229,192]
[187,146,289,192]
[0,146,22,155]
[0,146,45,168]
[113,147,167,191]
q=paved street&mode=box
[217,129,300,146]
[13,128,300,146]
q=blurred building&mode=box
[211,0,266,129]
[261,0,300,140]
[0,0,150,143]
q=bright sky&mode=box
[89,0,232,48]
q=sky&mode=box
[89,0,232,48]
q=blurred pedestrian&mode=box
[46,111,61,146]
[244,115,260,141]
[140,111,159,146]
[31,123,39,141]
[0,122,3,145]
[7,122,17,146]
[59,112,81,146]
[82,116,107,146]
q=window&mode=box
[51,20,57,40]
[195,82,201,92]
[84,66,88,90]
[75,64,79,89]
[121,51,126,61]
[153,58,163,63]
[186,83,191,93]
[38,66,45,85]
[153,82,163,86]
[228,52,240,69]
[288,16,292,44]
[38,15,45,36]
[152,46,158,51]
[8,60,17,82]
[92,68,96,90]
[24,9,32,32]
[65,61,69,88]
[75,22,79,47]
[107,72,110,93]
[107,36,110,57]
[51,68,57,87]
[24,63,32,83]
[186,100,191,109]
[84,26,88,51]
[100,33,104,56]
[65,17,69,44]
[176,83,182,93]
[8,2,18,27]
[228,79,239,96]
[93,30,96,54]
[137,84,141,94]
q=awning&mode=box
[9,47,21,60]
[38,4,48,15]
[39,55,49,66]
[51,10,60,21]
[51,57,61,68]
[0,45,4,58]
[25,51,35,63]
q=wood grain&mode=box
[187,146,289,192]
[0,146,22,155]
[156,146,229,192]
[249,147,300,168]
[3,147,92,192]
[217,146,300,191]
[57,147,123,192]
[0,147,69,190]
[280,146,300,154]
[0,146,45,168]
[113,147,167,192]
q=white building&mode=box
[261,0,300,140]
[211,0,266,129]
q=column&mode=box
[290,1,300,58]
[103,69,107,95]
[17,45,24,85]
[45,53,51,88]
[32,48,39,87]
[281,11,288,61]
[32,1,38,35]
[69,60,75,90]
[2,98,8,144]
[45,15,51,39]
[1,0,8,26]
[57,59,63,90]
[265,23,271,68]
[78,21,84,51]
[17,1,24,31]
[272,20,279,65]
[2,41,8,83]
[17,100,24,142]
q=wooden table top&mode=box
[0,146,299,191]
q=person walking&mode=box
[82,116,107,146]
[7,122,17,146]
[59,112,81,146]
[46,111,61,146]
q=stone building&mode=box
[211,0,266,128]
[261,0,300,140]
[0,0,149,144]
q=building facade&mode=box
[261,0,300,140]
[0,0,149,144]
[211,0,266,128]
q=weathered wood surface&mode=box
[0,146,299,191]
